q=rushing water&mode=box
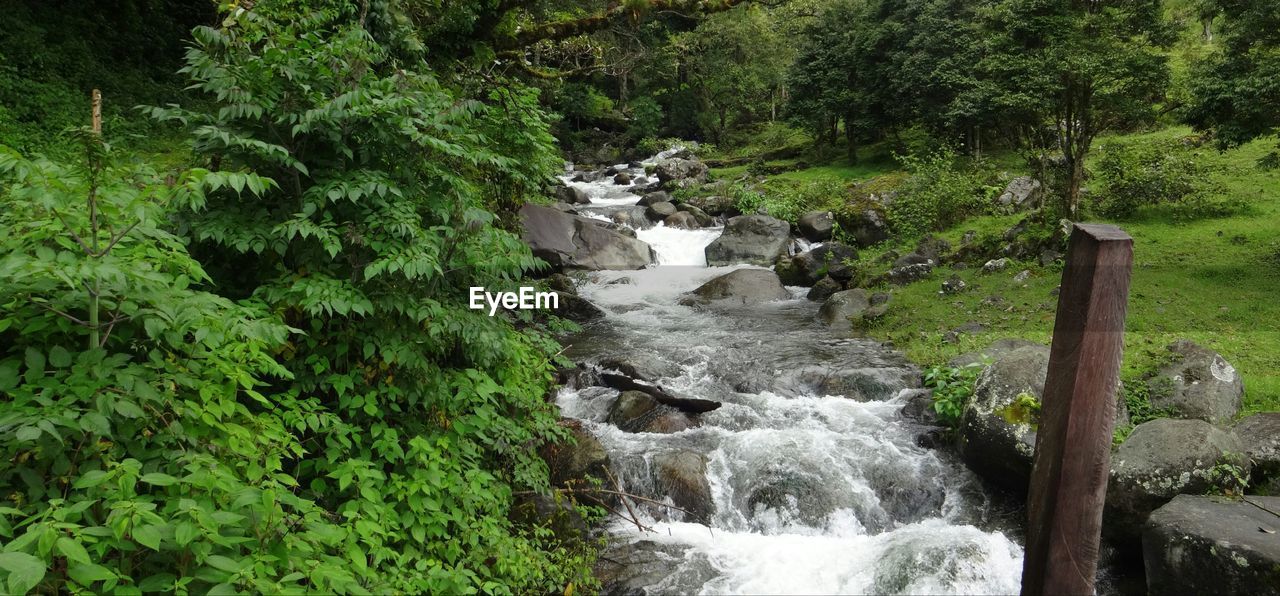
[555,156,1025,595]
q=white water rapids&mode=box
[554,154,1025,594]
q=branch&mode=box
[496,0,754,50]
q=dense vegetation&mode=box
[0,0,1277,592]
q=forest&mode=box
[0,0,1277,594]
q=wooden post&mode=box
[1021,223,1133,596]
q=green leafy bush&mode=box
[627,97,665,141]
[886,149,995,238]
[1094,140,1207,217]
[734,179,846,223]
[922,361,986,426]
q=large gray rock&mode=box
[806,277,843,302]
[839,207,890,248]
[705,215,791,266]
[958,345,1049,493]
[948,338,1045,368]
[645,201,678,221]
[519,204,655,270]
[682,194,737,216]
[541,419,611,491]
[798,211,834,241]
[664,211,700,230]
[1144,495,1280,595]
[1107,418,1249,539]
[789,243,860,285]
[653,451,714,524]
[675,203,714,227]
[595,541,704,595]
[818,289,870,327]
[679,269,789,308]
[637,191,671,207]
[1147,339,1243,424]
[598,354,680,383]
[996,176,1042,212]
[654,158,708,188]
[1235,413,1280,483]
[554,184,591,205]
[794,364,921,401]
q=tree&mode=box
[979,0,1171,216]
[1185,1,1280,167]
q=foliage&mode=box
[0,132,364,593]
[998,391,1042,428]
[734,179,846,223]
[1093,139,1208,217]
[134,4,589,593]
[1184,1,1280,167]
[923,361,986,426]
[886,149,995,238]
[557,82,618,127]
[1205,454,1250,497]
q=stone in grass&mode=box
[1146,339,1244,425]
[982,258,1010,273]
[941,275,967,295]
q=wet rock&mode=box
[680,268,790,308]
[645,201,677,221]
[1144,495,1280,596]
[675,203,714,227]
[653,451,715,524]
[519,204,655,270]
[637,191,671,207]
[795,364,921,401]
[599,355,680,383]
[555,184,591,205]
[958,345,1050,493]
[1234,413,1280,484]
[798,211,834,241]
[664,211,701,229]
[1107,418,1249,540]
[747,472,833,526]
[607,391,693,434]
[941,275,967,295]
[595,540,700,595]
[807,276,843,302]
[705,215,792,266]
[509,492,588,544]
[598,373,722,414]
[818,289,870,327]
[542,419,611,490]
[1147,339,1243,424]
[551,201,577,213]
[555,292,606,322]
[614,172,632,185]
[899,388,940,426]
[997,176,1043,212]
[788,243,860,285]
[607,206,655,230]
[982,258,1010,273]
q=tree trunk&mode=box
[1202,17,1213,42]
[1065,154,1085,219]
[845,120,858,164]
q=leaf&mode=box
[56,537,90,565]
[138,573,175,592]
[113,400,145,418]
[66,563,115,587]
[14,427,40,442]
[174,522,198,546]
[0,552,46,594]
[140,473,178,487]
[204,555,243,573]
[73,470,110,489]
[47,346,72,368]
[132,525,163,551]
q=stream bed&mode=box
[554,155,1027,594]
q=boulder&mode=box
[654,158,708,188]
[664,211,701,229]
[899,388,941,426]
[682,194,737,216]
[645,201,678,221]
[1107,418,1249,539]
[607,391,694,434]
[790,243,860,284]
[597,373,721,414]
[519,204,655,270]
[1144,495,1280,596]
[554,185,591,205]
[1147,340,1243,424]
[887,262,933,285]
[613,172,632,185]
[541,419,611,490]
[653,451,715,524]
[554,292,606,322]
[509,493,588,544]
[594,541,698,595]
[807,276,843,302]
[795,364,921,401]
[798,211,835,241]
[996,176,1043,212]
[637,191,672,207]
[915,236,951,263]
[948,338,1044,368]
[606,205,655,230]
[1234,413,1280,482]
[959,345,1050,492]
[598,354,680,383]
[680,269,790,308]
[839,207,890,247]
[705,215,791,266]
[818,289,870,327]
[941,276,967,295]
[676,203,714,227]
[982,258,1011,273]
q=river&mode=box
[554,152,1026,594]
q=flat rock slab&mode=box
[1144,494,1280,595]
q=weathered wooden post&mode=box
[1021,223,1133,596]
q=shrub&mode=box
[736,179,847,223]
[627,97,664,141]
[886,149,995,238]
[1093,139,1206,217]
[923,361,987,426]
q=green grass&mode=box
[859,128,1280,415]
